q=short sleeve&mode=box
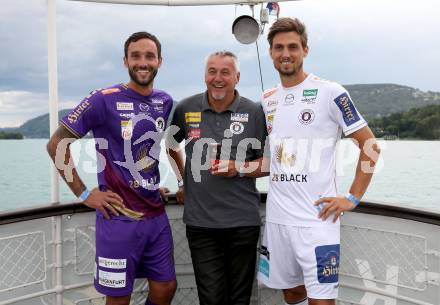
[165,101,186,149]
[328,84,367,136]
[60,90,106,138]
[253,102,269,159]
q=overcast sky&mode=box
[0,0,439,127]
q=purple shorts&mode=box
[94,211,176,297]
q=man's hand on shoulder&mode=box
[83,188,124,219]
[314,196,356,223]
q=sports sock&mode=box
[285,297,308,305]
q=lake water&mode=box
[0,139,439,213]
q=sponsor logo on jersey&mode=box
[263,88,278,98]
[301,89,318,104]
[101,88,120,95]
[303,89,318,97]
[275,143,296,166]
[185,112,202,123]
[119,112,135,119]
[230,122,245,135]
[334,93,360,126]
[231,112,249,122]
[155,117,165,132]
[98,270,126,288]
[266,109,276,115]
[284,94,295,105]
[298,109,315,125]
[151,98,163,104]
[271,173,308,182]
[188,123,200,128]
[139,103,150,112]
[267,100,278,107]
[267,114,274,123]
[154,105,164,113]
[188,128,201,139]
[67,100,91,124]
[266,114,274,134]
[98,257,127,269]
[315,244,340,283]
[117,102,134,111]
[301,96,317,104]
[121,120,133,140]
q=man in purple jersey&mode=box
[47,32,176,305]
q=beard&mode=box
[276,60,303,77]
[128,66,158,87]
[211,91,226,101]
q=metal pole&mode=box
[48,0,59,204]
[48,1,63,305]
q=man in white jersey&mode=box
[257,18,381,305]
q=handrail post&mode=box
[47,1,62,304]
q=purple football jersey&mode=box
[61,84,173,217]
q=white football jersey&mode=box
[261,74,367,226]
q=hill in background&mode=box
[1,84,440,138]
[345,84,440,118]
[1,109,71,139]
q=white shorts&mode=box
[257,222,340,299]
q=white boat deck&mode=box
[0,197,439,305]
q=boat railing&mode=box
[0,194,439,305]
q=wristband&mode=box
[345,193,361,206]
[79,189,90,201]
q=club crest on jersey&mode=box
[155,117,165,132]
[334,93,360,126]
[298,109,315,125]
[284,94,295,105]
[230,122,245,135]
[121,120,133,140]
